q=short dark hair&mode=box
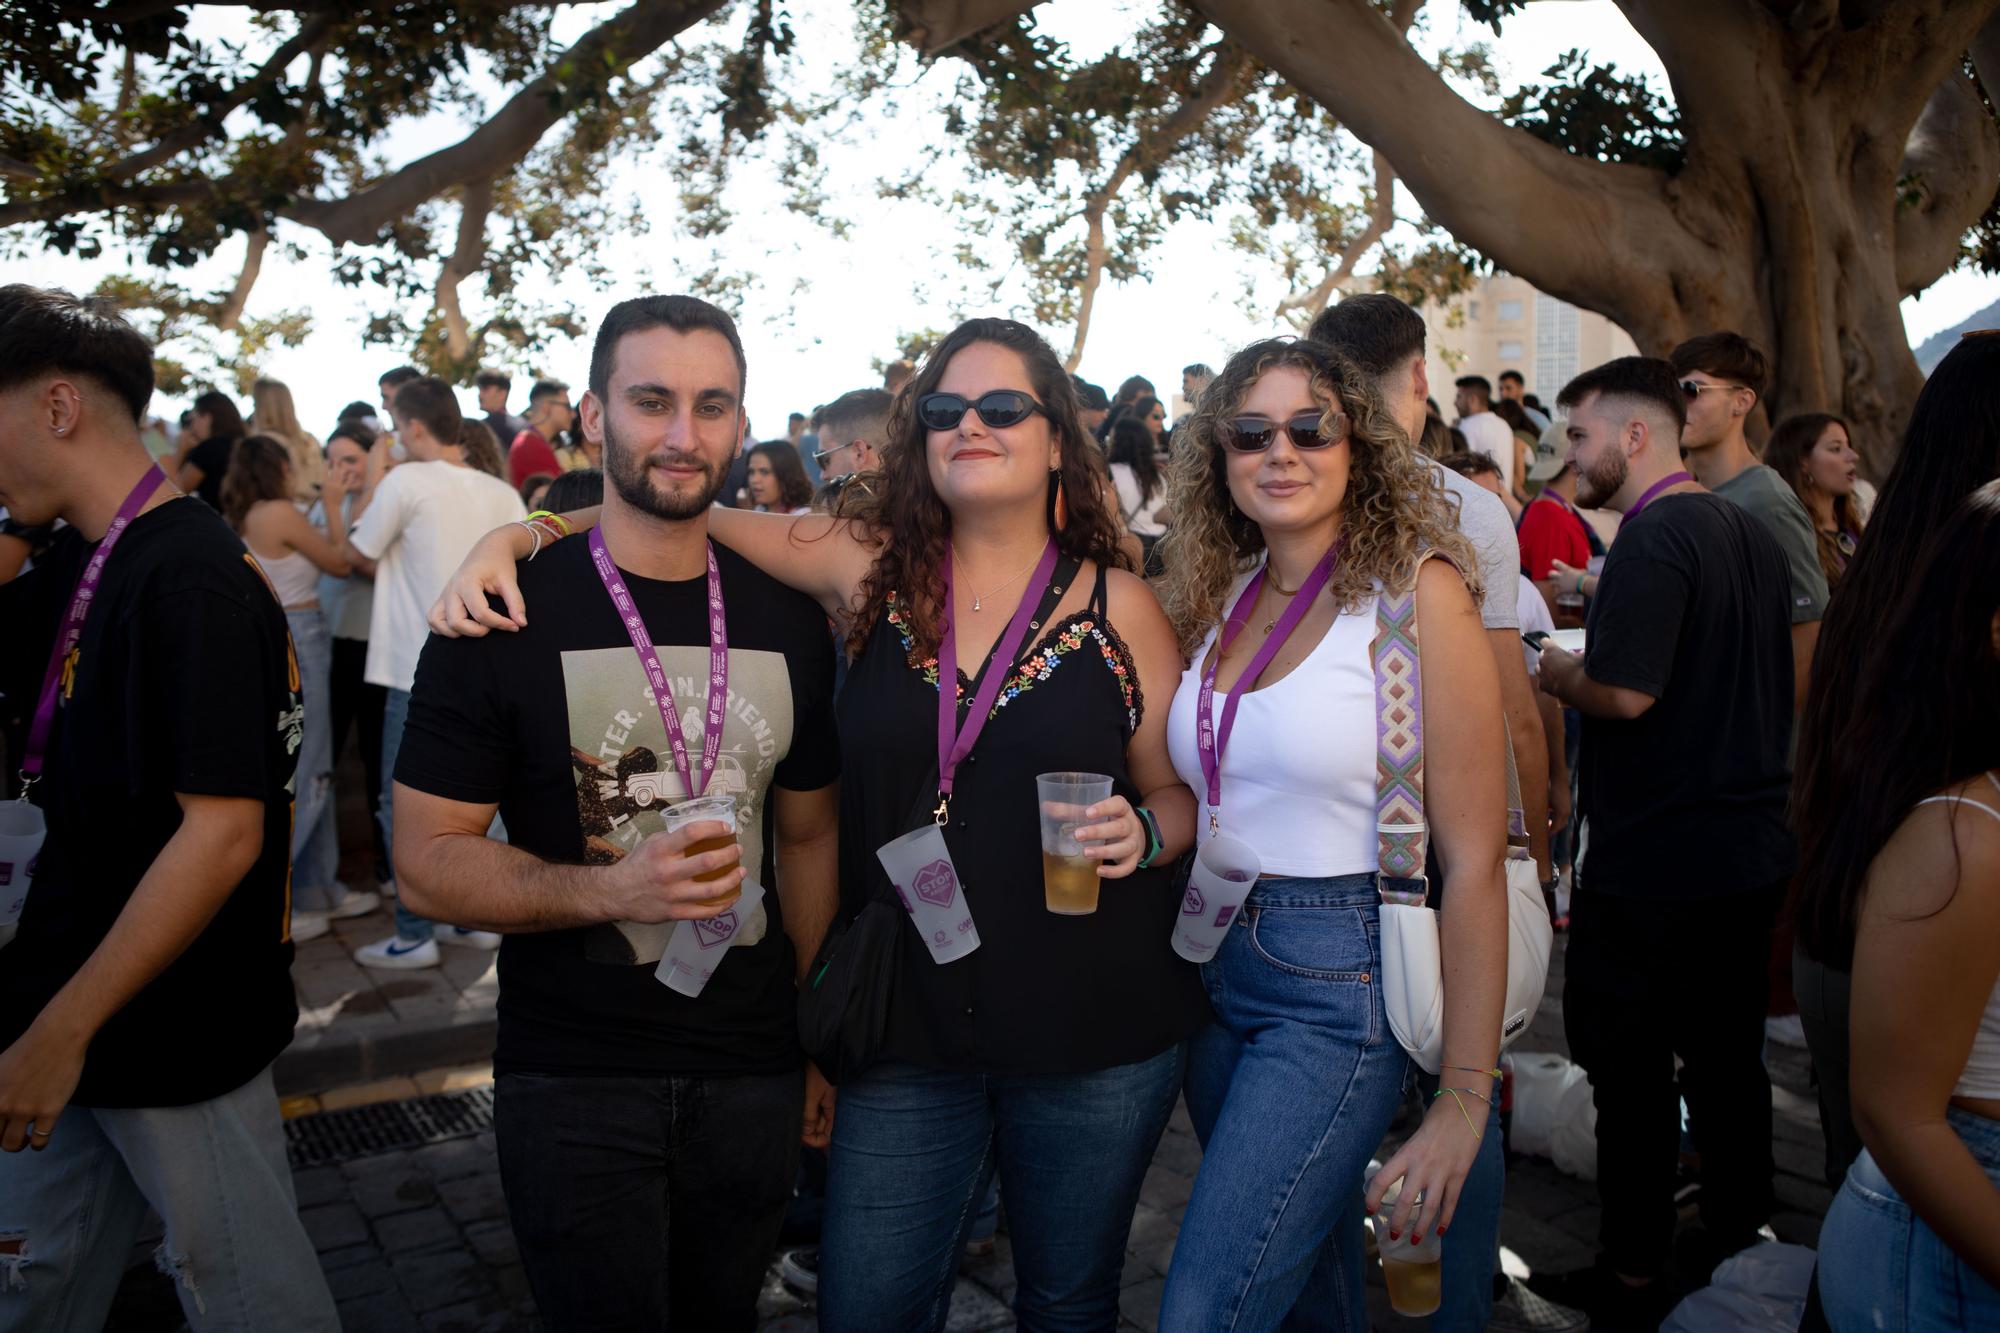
[0,284,154,422]
[474,368,511,393]
[1115,375,1155,403]
[589,295,746,405]
[1306,293,1426,378]
[337,400,377,422]
[1455,375,1493,402]
[378,365,420,391]
[541,466,604,513]
[1071,376,1110,412]
[788,411,806,425]
[818,387,893,445]
[1437,449,1504,482]
[1669,331,1767,400]
[1498,369,1525,386]
[191,388,244,439]
[1182,363,1212,379]
[1557,355,1687,435]
[1522,392,1545,412]
[327,420,376,452]
[527,378,570,407]
[392,375,463,443]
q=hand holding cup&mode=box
[603,822,742,924]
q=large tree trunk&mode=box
[1188,0,2000,477]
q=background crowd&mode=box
[0,279,1995,1333]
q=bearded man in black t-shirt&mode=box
[0,286,338,1330]
[392,294,841,1332]
[1528,357,1795,1327]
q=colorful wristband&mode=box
[526,509,572,538]
[1135,805,1164,869]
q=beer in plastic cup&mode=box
[656,878,766,997]
[1367,1172,1443,1317]
[877,823,981,963]
[1036,772,1114,915]
[1170,834,1261,963]
[661,794,741,907]
[0,800,47,930]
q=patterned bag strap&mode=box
[1370,552,1533,906]
[1371,564,1432,908]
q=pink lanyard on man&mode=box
[1196,541,1343,835]
[1622,471,1692,522]
[932,540,1060,823]
[19,466,167,801]
[587,527,729,801]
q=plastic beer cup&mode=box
[1367,1172,1443,1317]
[1036,772,1114,915]
[656,878,766,998]
[661,794,741,906]
[877,824,981,964]
[0,800,47,930]
[1170,834,1261,963]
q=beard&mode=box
[605,419,728,520]
[1575,446,1628,510]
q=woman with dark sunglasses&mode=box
[428,317,1206,1331]
[1153,338,1508,1331]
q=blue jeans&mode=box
[819,1048,1183,1332]
[1162,874,1410,1333]
[377,687,433,941]
[1412,1066,1503,1329]
[1819,1106,2000,1331]
[285,609,344,913]
[0,1065,338,1333]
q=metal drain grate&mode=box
[285,1086,495,1169]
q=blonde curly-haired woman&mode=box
[1154,338,1508,1332]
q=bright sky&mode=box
[15,0,1998,436]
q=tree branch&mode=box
[215,226,268,332]
[1192,0,1686,328]
[436,177,494,364]
[288,0,726,247]
[1064,43,1254,370]
[1276,149,1398,327]
[103,13,333,182]
[894,0,1043,56]
[1895,62,2000,296]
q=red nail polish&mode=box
[1389,1230,1400,1241]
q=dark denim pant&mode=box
[818,1049,1183,1333]
[493,1067,803,1332]
[1564,882,1782,1278]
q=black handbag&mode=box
[797,890,902,1086]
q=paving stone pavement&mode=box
[106,932,1831,1331]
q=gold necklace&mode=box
[1260,567,1304,635]
[957,545,1044,612]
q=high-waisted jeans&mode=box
[1819,1105,2000,1331]
[1161,874,1411,1332]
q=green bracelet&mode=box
[1135,805,1164,869]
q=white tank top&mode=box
[250,546,320,609]
[1930,773,2000,1100]
[1167,567,1380,878]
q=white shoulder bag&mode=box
[1370,560,1553,1074]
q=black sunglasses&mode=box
[1678,379,1744,401]
[1220,411,1347,453]
[916,390,1048,431]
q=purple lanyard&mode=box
[1624,471,1691,521]
[1196,543,1342,831]
[588,527,729,801]
[934,540,1060,819]
[20,467,167,797]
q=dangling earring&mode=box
[1051,469,1068,533]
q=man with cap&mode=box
[1518,416,1601,619]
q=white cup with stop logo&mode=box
[655,879,766,998]
[876,823,980,965]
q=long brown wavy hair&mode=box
[1764,411,1863,589]
[219,434,293,532]
[1157,337,1479,655]
[839,317,1130,660]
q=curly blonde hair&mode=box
[1156,337,1480,655]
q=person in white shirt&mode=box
[346,375,527,969]
[1455,375,1519,495]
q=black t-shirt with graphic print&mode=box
[0,498,302,1108]
[395,535,840,1079]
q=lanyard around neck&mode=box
[934,540,1060,821]
[1625,471,1692,521]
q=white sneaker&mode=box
[438,926,502,950]
[1765,1013,1809,1049]
[290,912,332,944]
[326,888,382,920]
[353,934,441,970]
